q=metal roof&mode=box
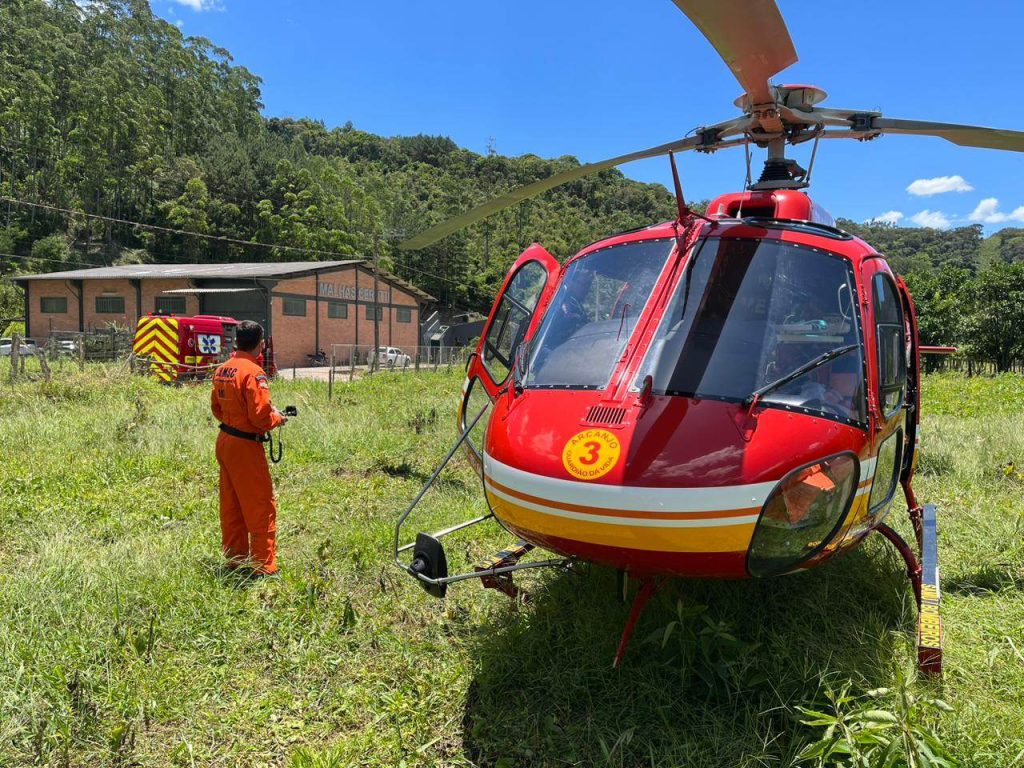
[15,260,437,303]
[161,287,260,294]
[15,261,359,280]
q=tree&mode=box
[30,234,71,271]
[961,263,1024,371]
[0,280,24,325]
[904,263,968,348]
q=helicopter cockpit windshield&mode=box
[635,237,867,426]
[525,238,674,389]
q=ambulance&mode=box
[132,312,238,382]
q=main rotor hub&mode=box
[733,84,829,114]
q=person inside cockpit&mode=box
[760,279,863,420]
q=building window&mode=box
[396,307,412,323]
[95,295,125,314]
[155,295,187,315]
[328,301,348,319]
[40,297,67,314]
[366,305,383,321]
[282,297,306,316]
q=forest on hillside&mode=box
[2,0,1024,367]
[0,0,676,313]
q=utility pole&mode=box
[372,234,380,371]
[371,228,407,369]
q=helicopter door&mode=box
[864,267,908,521]
[895,276,922,485]
[470,243,560,397]
[460,244,560,466]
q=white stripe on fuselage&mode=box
[484,452,777,513]
[485,480,761,527]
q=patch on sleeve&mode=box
[256,374,269,390]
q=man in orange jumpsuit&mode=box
[211,321,287,575]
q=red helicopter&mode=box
[393,0,1024,674]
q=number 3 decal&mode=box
[562,429,622,481]
[579,441,601,465]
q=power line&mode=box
[0,195,366,258]
[0,250,104,271]
[0,195,462,287]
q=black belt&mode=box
[219,423,269,442]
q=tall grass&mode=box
[0,370,1021,766]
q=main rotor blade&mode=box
[669,0,796,107]
[399,134,705,251]
[872,117,1024,152]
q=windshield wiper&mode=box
[512,338,531,395]
[743,344,858,408]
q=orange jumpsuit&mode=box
[211,351,285,574]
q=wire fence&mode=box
[924,355,1024,376]
[324,344,469,397]
[3,330,473,393]
[47,329,135,363]
[2,330,137,384]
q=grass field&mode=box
[1,367,1023,767]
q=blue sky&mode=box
[158,0,1024,233]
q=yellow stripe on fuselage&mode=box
[485,484,757,553]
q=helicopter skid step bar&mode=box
[875,503,942,675]
[475,540,536,599]
[393,402,570,598]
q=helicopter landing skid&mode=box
[875,503,942,676]
[613,577,664,668]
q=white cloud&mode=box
[906,175,974,196]
[170,0,218,10]
[968,197,1024,224]
[867,210,904,225]
[910,210,952,229]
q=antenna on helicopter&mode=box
[669,151,712,224]
[669,151,686,222]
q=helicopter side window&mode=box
[635,237,867,426]
[873,272,906,418]
[868,428,903,517]
[526,239,674,389]
[482,261,548,384]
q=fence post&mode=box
[37,347,52,382]
[9,331,20,383]
[349,350,355,382]
[328,349,334,401]
[415,347,420,372]
[78,334,85,371]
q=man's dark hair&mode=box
[235,321,264,353]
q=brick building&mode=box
[16,261,435,368]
